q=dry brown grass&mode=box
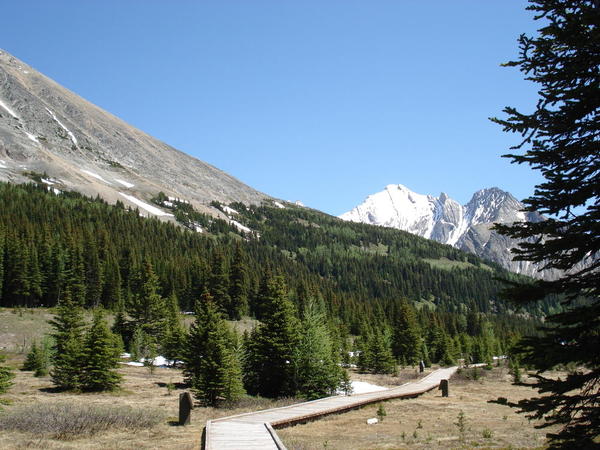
[278,366,559,449]
[0,355,299,449]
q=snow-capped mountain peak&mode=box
[340,184,549,278]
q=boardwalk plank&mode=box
[204,366,458,449]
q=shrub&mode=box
[0,402,166,440]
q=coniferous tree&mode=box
[0,352,14,395]
[129,260,167,345]
[184,291,244,406]
[22,340,50,377]
[208,248,231,316]
[49,290,86,390]
[296,298,344,399]
[81,311,122,391]
[491,1,600,445]
[367,329,396,374]
[392,300,421,366]
[244,275,300,398]
[162,293,187,364]
[228,243,248,320]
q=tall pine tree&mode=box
[491,1,599,446]
[244,275,300,398]
[81,311,122,391]
[49,290,86,390]
[184,290,245,406]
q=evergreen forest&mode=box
[0,181,556,398]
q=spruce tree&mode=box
[184,291,245,406]
[0,352,14,395]
[49,290,86,390]
[129,260,167,345]
[228,243,248,320]
[491,1,599,445]
[367,330,396,374]
[244,275,300,398]
[208,248,231,316]
[162,293,187,364]
[22,340,50,377]
[392,300,421,366]
[81,311,122,391]
[296,298,344,399]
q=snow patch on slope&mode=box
[230,219,251,234]
[115,178,134,188]
[81,169,112,185]
[45,108,78,145]
[119,192,174,217]
[0,99,19,119]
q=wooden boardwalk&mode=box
[204,366,457,449]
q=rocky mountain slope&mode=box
[340,184,550,278]
[0,49,268,218]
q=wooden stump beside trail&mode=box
[179,392,194,426]
[439,379,449,397]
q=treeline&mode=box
[0,182,544,357]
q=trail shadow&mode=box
[38,386,66,393]
[155,381,188,389]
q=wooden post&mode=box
[439,379,449,397]
[179,392,194,425]
[419,360,425,373]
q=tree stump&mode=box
[419,360,425,373]
[439,379,449,397]
[179,392,194,425]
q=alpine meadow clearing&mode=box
[1,308,561,450]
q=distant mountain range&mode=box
[340,184,552,278]
[0,49,268,219]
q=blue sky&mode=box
[2,1,543,215]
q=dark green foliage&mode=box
[0,181,546,349]
[183,291,245,406]
[161,293,187,363]
[392,300,421,365]
[129,260,167,343]
[208,248,231,316]
[81,312,122,391]
[296,299,344,399]
[359,330,396,374]
[491,1,600,446]
[22,339,51,377]
[228,243,249,320]
[0,353,14,395]
[244,276,301,398]
[49,291,86,390]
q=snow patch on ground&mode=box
[223,206,239,215]
[115,178,134,188]
[274,201,286,209]
[81,169,112,185]
[168,196,189,204]
[230,219,251,234]
[337,381,388,395]
[45,107,78,146]
[0,99,19,119]
[41,178,55,185]
[0,161,7,169]
[123,355,178,367]
[119,192,174,217]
